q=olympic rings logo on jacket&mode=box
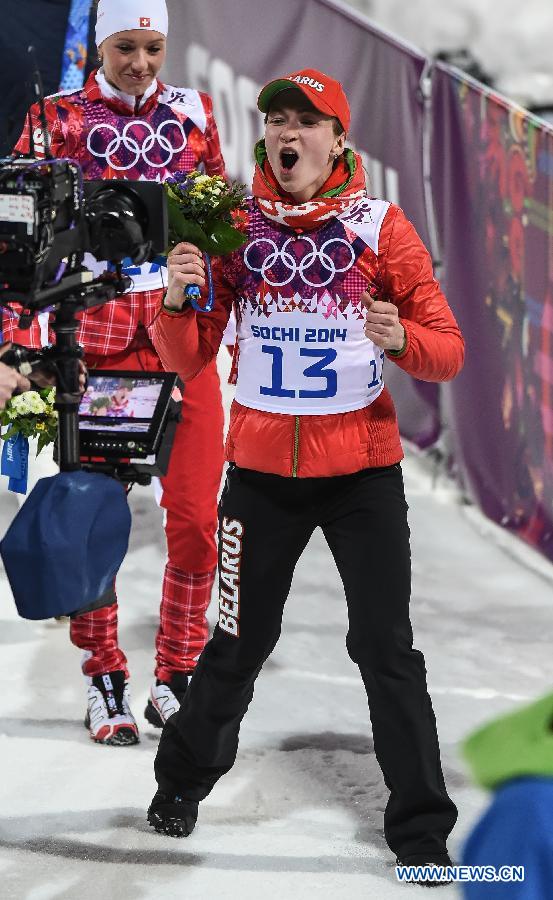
[243,236,356,288]
[87,119,188,170]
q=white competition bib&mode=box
[235,307,384,415]
[234,197,390,415]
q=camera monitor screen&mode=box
[78,372,174,437]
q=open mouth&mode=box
[280,149,299,170]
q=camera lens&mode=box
[85,184,151,265]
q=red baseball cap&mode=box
[257,68,350,133]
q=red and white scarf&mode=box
[252,143,367,230]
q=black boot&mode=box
[147,790,198,838]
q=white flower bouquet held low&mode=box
[1,387,58,455]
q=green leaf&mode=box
[166,201,190,240]
[36,433,53,455]
[167,205,210,252]
[205,220,248,255]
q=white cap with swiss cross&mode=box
[95,0,168,46]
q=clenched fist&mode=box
[361,291,405,353]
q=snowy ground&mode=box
[1,352,552,900]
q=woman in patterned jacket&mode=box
[148,67,463,882]
[6,0,227,746]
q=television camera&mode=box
[0,145,178,485]
[0,54,181,621]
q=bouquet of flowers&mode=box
[164,170,247,311]
[1,387,58,455]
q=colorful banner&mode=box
[432,64,553,558]
[164,0,442,445]
[60,0,93,92]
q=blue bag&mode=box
[0,470,131,619]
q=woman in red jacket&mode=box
[147,68,463,879]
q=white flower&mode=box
[10,395,31,415]
[9,391,46,416]
[27,394,47,414]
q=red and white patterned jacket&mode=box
[1,70,226,354]
[152,196,465,478]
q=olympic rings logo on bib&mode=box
[87,119,188,170]
[243,236,355,288]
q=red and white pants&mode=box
[70,342,225,681]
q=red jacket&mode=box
[153,192,464,478]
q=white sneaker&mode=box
[144,672,190,728]
[84,670,139,745]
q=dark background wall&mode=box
[0,0,97,155]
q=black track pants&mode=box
[154,463,458,858]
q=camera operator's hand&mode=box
[0,344,31,410]
[29,358,88,394]
[164,242,205,311]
